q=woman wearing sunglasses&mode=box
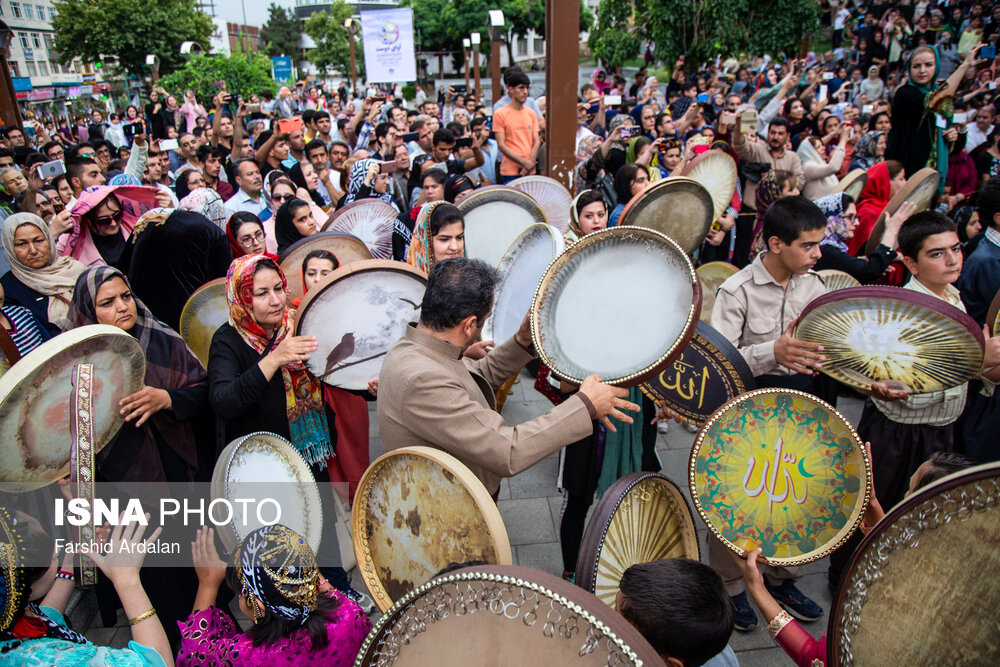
[64,184,163,270]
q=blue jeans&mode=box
[500,174,519,184]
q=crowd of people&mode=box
[0,0,997,664]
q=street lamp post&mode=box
[470,32,481,102]
[488,10,504,106]
[344,18,360,95]
[462,38,471,92]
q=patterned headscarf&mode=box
[1,213,86,330]
[179,187,228,229]
[851,131,885,172]
[813,193,851,252]
[66,185,160,266]
[343,159,395,206]
[406,201,453,275]
[234,524,320,626]
[750,170,787,260]
[226,255,332,467]
[567,189,608,246]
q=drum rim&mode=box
[577,471,701,600]
[529,226,701,387]
[212,431,323,554]
[455,184,548,223]
[816,269,862,291]
[695,260,739,279]
[688,387,871,566]
[320,198,398,233]
[795,285,984,392]
[354,564,662,666]
[865,167,939,255]
[276,230,372,265]
[833,168,868,197]
[617,176,714,254]
[483,223,562,343]
[507,175,572,230]
[179,277,228,366]
[638,320,756,426]
[0,324,146,490]
[826,461,1000,665]
[351,445,513,612]
[986,288,1000,338]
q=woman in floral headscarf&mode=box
[178,187,228,229]
[178,525,370,666]
[405,201,465,275]
[850,131,886,172]
[812,192,900,283]
[341,158,398,209]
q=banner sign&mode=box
[272,55,293,81]
[360,8,417,83]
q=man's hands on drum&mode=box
[579,374,639,432]
[773,321,824,375]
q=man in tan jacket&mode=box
[378,258,638,497]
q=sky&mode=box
[211,0,296,28]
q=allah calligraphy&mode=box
[657,355,709,409]
[742,437,810,514]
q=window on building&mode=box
[26,61,37,76]
[9,62,19,77]
[37,60,48,75]
[37,5,46,20]
[31,34,41,49]
[18,33,29,50]
[43,34,52,50]
[23,4,33,19]
[0,5,5,17]
[533,38,544,54]
[11,3,22,19]
[516,37,528,57]
[49,60,59,74]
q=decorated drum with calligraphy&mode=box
[689,389,871,565]
[640,322,755,426]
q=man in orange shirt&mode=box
[493,71,540,183]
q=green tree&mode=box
[261,3,302,59]
[588,0,820,68]
[303,3,364,79]
[157,52,276,101]
[51,0,213,79]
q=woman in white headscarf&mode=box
[797,128,849,200]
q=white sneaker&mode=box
[684,423,699,434]
[657,421,670,434]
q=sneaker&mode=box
[657,421,670,434]
[684,423,699,434]
[730,591,758,632]
[344,586,378,615]
[764,580,823,621]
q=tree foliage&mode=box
[303,3,364,79]
[157,52,276,101]
[51,0,213,80]
[589,0,820,67]
[261,3,302,59]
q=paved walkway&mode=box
[83,366,865,665]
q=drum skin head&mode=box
[640,321,755,426]
[456,185,548,268]
[530,226,700,387]
[828,462,1000,666]
[680,150,739,221]
[795,286,984,393]
[294,260,426,390]
[352,446,512,612]
[577,472,701,607]
[987,289,1000,337]
[696,261,738,324]
[690,389,871,566]
[865,167,939,255]
[355,565,662,666]
[483,223,564,345]
[321,199,397,259]
[211,431,323,554]
[817,269,861,293]
[618,177,714,254]
[278,231,372,303]
[179,278,228,368]
[509,175,573,233]
[0,325,145,491]
[834,169,868,202]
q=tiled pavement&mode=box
[82,367,866,665]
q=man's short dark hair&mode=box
[66,157,98,184]
[65,142,95,161]
[304,139,328,158]
[433,128,455,146]
[192,125,206,139]
[768,116,791,133]
[618,558,734,666]
[329,140,349,153]
[506,71,531,89]
[313,110,330,121]
[977,176,1000,231]
[445,121,465,138]
[197,144,227,163]
[470,116,487,131]
[0,148,13,162]
[409,118,427,132]
[420,258,497,331]
[234,157,258,179]
[502,65,523,86]
[24,152,47,169]
[302,109,316,124]
[374,121,393,141]
[761,195,827,247]
[41,141,62,158]
[898,210,957,259]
